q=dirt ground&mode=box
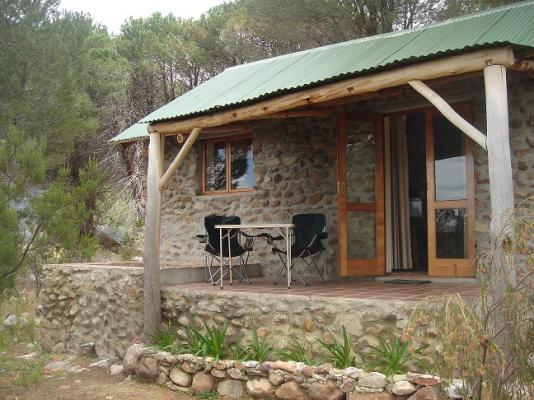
[0,359,195,400]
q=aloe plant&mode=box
[147,321,179,354]
[316,325,355,369]
[277,337,315,365]
[200,320,228,361]
[183,323,206,356]
[364,336,429,376]
[247,329,272,362]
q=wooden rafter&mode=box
[408,80,488,150]
[149,47,514,135]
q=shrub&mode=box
[247,329,272,363]
[364,336,428,376]
[184,323,206,356]
[147,322,179,354]
[316,325,355,369]
[228,335,248,361]
[200,320,228,361]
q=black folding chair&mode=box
[266,213,328,286]
[196,215,258,285]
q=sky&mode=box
[60,0,226,34]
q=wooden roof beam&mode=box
[149,47,514,135]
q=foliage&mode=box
[405,201,534,400]
[316,325,355,369]
[200,320,228,361]
[277,337,315,365]
[147,322,179,354]
[228,335,248,361]
[364,336,428,376]
[184,323,206,356]
[247,329,272,363]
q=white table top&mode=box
[215,223,295,229]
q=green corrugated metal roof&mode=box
[111,1,534,143]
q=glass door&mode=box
[338,112,385,276]
[425,105,476,277]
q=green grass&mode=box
[147,322,180,354]
[200,320,228,361]
[316,325,355,369]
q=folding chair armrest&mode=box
[195,234,207,243]
[263,233,284,242]
[239,231,263,239]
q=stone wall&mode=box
[41,265,436,362]
[159,116,339,278]
[123,344,452,399]
[40,264,145,357]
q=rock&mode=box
[275,381,306,400]
[3,314,28,327]
[191,372,215,394]
[157,372,168,385]
[391,380,417,396]
[309,381,344,400]
[340,380,355,393]
[51,343,66,353]
[268,360,296,373]
[170,367,192,387]
[269,370,285,385]
[446,379,467,399]
[181,362,200,373]
[246,378,274,398]
[407,373,441,387]
[211,368,226,378]
[407,386,439,400]
[347,394,393,400]
[16,352,39,360]
[123,344,144,374]
[358,372,388,388]
[89,358,110,368]
[110,364,124,375]
[217,380,245,399]
[314,363,333,374]
[302,367,314,378]
[244,360,259,368]
[136,356,159,382]
[45,360,71,372]
[227,367,247,380]
[344,367,363,379]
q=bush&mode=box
[247,329,272,363]
[277,337,315,365]
[364,336,428,376]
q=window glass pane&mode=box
[347,211,375,259]
[231,138,254,189]
[433,116,467,201]
[204,141,226,191]
[346,120,375,203]
[435,208,468,259]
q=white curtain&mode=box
[385,115,412,271]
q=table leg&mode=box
[228,229,233,285]
[286,226,291,289]
[219,228,224,290]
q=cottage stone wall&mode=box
[150,73,533,275]
[41,265,437,361]
[159,116,339,278]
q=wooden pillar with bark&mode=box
[143,131,163,338]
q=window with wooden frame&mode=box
[201,135,254,194]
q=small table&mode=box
[214,223,295,289]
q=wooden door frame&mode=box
[425,104,476,277]
[337,111,385,276]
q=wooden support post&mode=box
[408,80,487,150]
[484,65,515,254]
[143,131,163,339]
[159,127,202,190]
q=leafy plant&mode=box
[184,323,206,356]
[228,335,248,361]
[200,320,228,361]
[364,336,428,376]
[247,329,272,363]
[277,337,315,365]
[147,322,179,354]
[316,325,355,369]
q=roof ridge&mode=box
[226,1,532,71]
